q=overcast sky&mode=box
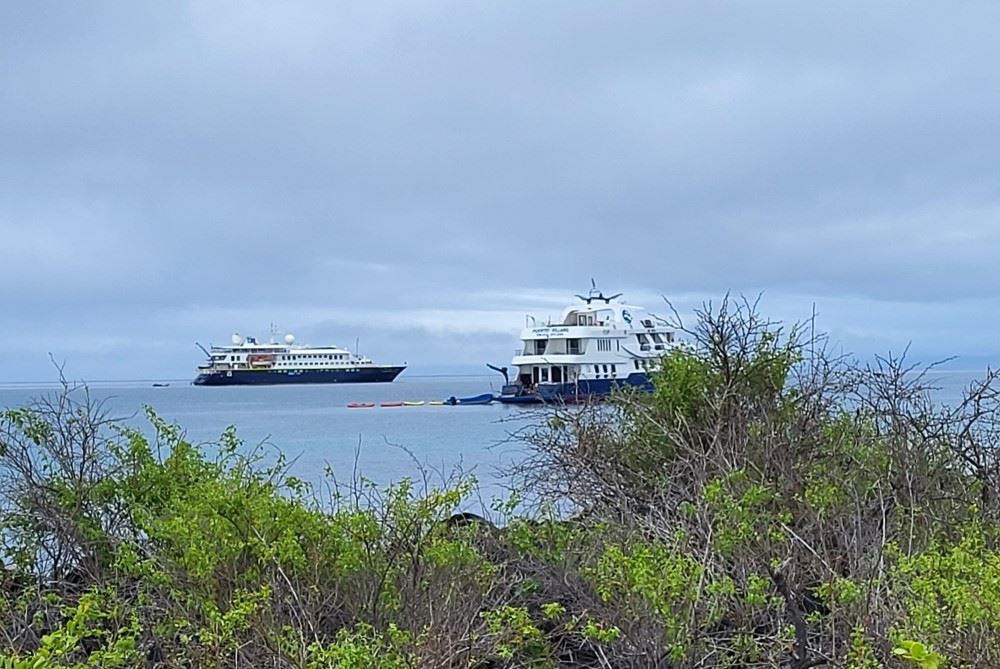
[3,1,1000,382]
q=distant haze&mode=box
[3,2,999,381]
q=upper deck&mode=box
[510,289,676,367]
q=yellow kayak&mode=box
[402,400,425,407]
[428,400,445,406]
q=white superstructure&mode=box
[497,286,677,402]
[200,333,377,373]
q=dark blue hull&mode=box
[194,366,405,386]
[444,393,494,406]
[496,372,653,404]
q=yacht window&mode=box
[533,340,547,355]
[567,339,581,355]
[611,364,617,376]
[652,333,663,343]
[551,366,562,383]
[541,367,549,382]
[637,333,649,344]
[634,360,640,370]
[602,364,608,374]
[594,365,600,375]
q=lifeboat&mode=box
[248,354,276,367]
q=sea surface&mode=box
[0,375,533,508]
[0,368,990,509]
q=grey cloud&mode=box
[3,1,1000,380]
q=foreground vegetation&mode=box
[3,299,1000,667]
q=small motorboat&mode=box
[152,383,170,387]
[380,401,404,407]
[402,400,425,406]
[445,393,494,406]
[347,402,375,408]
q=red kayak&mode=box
[380,401,404,407]
[347,402,375,408]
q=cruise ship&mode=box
[193,331,405,386]
[493,286,676,403]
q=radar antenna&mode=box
[574,279,623,305]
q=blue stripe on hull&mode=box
[194,366,405,386]
[498,372,653,404]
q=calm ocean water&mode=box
[0,375,532,505]
[0,369,988,507]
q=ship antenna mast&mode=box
[573,279,622,305]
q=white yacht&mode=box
[493,286,675,403]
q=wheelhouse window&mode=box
[567,339,581,355]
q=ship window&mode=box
[611,364,617,376]
[541,367,549,382]
[602,364,608,374]
[533,340,547,355]
[593,365,600,375]
[567,339,581,355]
[637,333,649,344]
[634,360,640,370]
[652,333,663,343]
[551,366,562,383]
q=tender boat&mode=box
[444,393,494,406]
[193,327,405,386]
[492,284,675,404]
